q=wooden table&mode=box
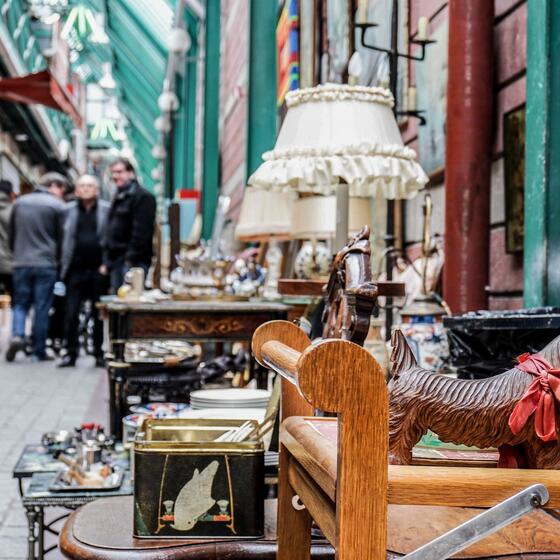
[59,496,335,560]
[98,299,290,361]
[98,299,290,436]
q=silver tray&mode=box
[49,468,124,492]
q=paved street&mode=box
[0,327,107,559]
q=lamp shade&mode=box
[291,195,371,239]
[249,84,428,199]
[235,187,294,240]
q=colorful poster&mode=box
[277,0,299,106]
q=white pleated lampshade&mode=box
[249,84,428,199]
[235,187,294,240]
[291,195,371,240]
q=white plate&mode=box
[189,389,271,402]
[179,408,266,422]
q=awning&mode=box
[0,69,82,128]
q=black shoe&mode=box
[94,356,105,368]
[57,355,76,368]
[6,337,25,362]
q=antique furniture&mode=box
[58,230,380,559]
[60,497,334,559]
[23,471,132,560]
[107,361,201,439]
[99,299,289,437]
[252,320,560,559]
[248,84,428,250]
[99,299,289,363]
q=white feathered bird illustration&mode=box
[171,460,219,531]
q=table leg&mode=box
[251,355,268,390]
[36,507,44,559]
[114,372,125,440]
[25,506,37,560]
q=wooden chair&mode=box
[252,320,560,559]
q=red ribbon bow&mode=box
[508,353,560,442]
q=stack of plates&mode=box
[180,408,266,422]
[189,389,270,410]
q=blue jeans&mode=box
[12,267,57,358]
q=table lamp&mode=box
[235,187,294,299]
[248,84,428,251]
[291,195,372,279]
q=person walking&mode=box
[0,180,14,294]
[105,158,156,292]
[6,173,67,362]
[58,175,109,368]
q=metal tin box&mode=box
[133,418,264,539]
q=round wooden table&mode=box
[59,496,335,559]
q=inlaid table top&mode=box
[98,297,290,313]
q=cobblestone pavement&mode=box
[0,327,107,560]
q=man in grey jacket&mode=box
[58,174,109,368]
[6,173,67,362]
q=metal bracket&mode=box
[292,495,306,511]
[403,484,549,560]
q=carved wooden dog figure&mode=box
[388,329,560,469]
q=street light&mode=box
[158,91,179,112]
[151,145,166,160]
[167,27,192,54]
[154,115,172,133]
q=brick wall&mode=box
[403,0,526,310]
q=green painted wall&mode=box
[173,13,198,195]
[201,0,221,239]
[524,0,560,306]
[246,0,278,180]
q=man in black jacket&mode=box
[58,175,109,368]
[105,158,156,292]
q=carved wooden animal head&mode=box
[388,329,560,469]
[320,226,378,346]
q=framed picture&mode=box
[503,105,525,253]
[416,20,448,177]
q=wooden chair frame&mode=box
[253,320,560,560]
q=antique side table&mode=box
[22,471,132,560]
[97,299,290,362]
[98,299,290,436]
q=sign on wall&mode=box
[277,0,299,106]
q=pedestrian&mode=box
[105,158,156,292]
[6,172,67,362]
[0,180,14,294]
[58,175,109,368]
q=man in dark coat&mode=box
[105,158,156,292]
[58,175,109,368]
